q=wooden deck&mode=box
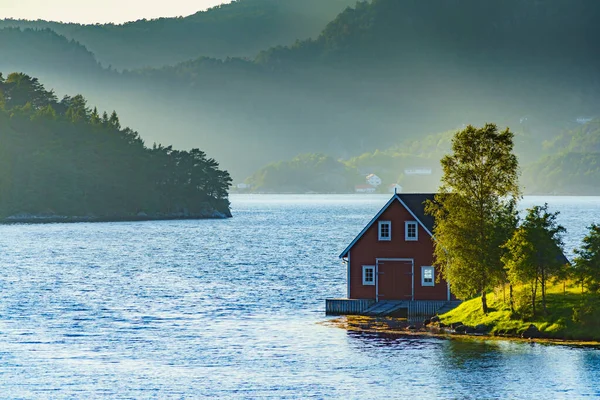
[326,299,461,318]
[325,299,376,315]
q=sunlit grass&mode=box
[441,281,600,341]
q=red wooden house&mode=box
[339,193,453,303]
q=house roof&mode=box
[399,193,436,233]
[339,193,572,265]
[339,193,436,258]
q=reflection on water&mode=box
[0,195,598,398]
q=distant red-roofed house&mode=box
[355,184,376,193]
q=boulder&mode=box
[454,324,467,333]
[407,325,417,330]
[475,324,490,334]
[521,324,541,339]
[450,322,464,329]
[430,315,441,323]
[465,326,476,334]
[423,318,431,326]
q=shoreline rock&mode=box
[326,315,598,345]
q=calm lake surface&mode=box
[1,195,599,399]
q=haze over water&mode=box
[0,195,599,398]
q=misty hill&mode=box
[0,73,231,219]
[0,0,356,70]
[0,28,102,74]
[246,153,357,193]
[1,0,599,181]
[522,120,600,195]
[248,120,600,195]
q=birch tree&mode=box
[427,123,520,314]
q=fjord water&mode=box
[1,195,599,398]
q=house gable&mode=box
[339,193,436,258]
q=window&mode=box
[422,266,435,287]
[363,266,375,286]
[405,221,418,241]
[378,221,391,241]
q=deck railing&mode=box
[325,299,376,315]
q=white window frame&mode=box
[421,266,435,287]
[362,265,375,286]
[378,221,391,241]
[405,221,418,241]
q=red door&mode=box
[377,260,413,301]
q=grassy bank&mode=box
[440,281,600,341]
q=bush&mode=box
[572,296,600,329]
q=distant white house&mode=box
[388,184,403,194]
[237,183,251,190]
[355,184,376,194]
[576,117,594,125]
[366,174,382,187]
[404,168,433,176]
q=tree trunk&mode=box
[531,280,537,316]
[541,269,547,315]
[509,284,514,313]
[481,291,488,314]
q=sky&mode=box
[0,0,232,24]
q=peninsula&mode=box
[0,73,232,223]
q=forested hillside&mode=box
[0,28,102,74]
[522,120,600,194]
[246,154,357,193]
[0,73,231,219]
[249,120,600,195]
[0,0,356,69]
[1,0,598,182]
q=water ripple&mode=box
[0,194,599,398]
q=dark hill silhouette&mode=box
[0,72,232,219]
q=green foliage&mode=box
[441,282,600,341]
[503,204,567,315]
[573,224,600,292]
[2,72,57,110]
[427,124,520,313]
[247,153,358,193]
[572,295,600,330]
[0,73,231,218]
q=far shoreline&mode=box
[231,192,600,197]
[1,211,232,225]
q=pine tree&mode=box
[109,110,121,130]
[90,107,101,125]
